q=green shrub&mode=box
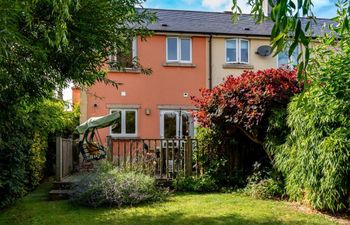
[0,99,79,209]
[193,68,301,187]
[173,174,218,193]
[27,134,47,190]
[271,32,350,213]
[245,179,285,200]
[243,162,285,200]
[71,164,166,208]
[195,127,232,186]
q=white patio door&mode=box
[160,110,194,138]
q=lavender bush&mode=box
[71,163,166,208]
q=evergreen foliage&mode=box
[0,100,79,208]
[192,68,301,150]
[71,163,166,208]
[272,33,350,213]
[0,0,154,208]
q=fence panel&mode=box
[56,137,74,181]
[62,138,73,177]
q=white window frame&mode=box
[109,109,138,137]
[166,37,192,63]
[109,38,137,69]
[225,38,250,64]
[239,39,249,64]
[160,110,194,139]
[225,39,238,63]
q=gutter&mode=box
[209,35,213,90]
[153,30,272,38]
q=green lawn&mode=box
[0,182,340,225]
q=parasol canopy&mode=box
[76,112,120,134]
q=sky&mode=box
[143,0,338,18]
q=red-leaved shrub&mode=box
[192,68,302,143]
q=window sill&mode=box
[163,62,196,68]
[107,104,140,109]
[108,67,141,73]
[110,136,140,140]
[222,63,254,69]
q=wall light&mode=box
[145,108,151,115]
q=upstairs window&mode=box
[166,37,192,63]
[110,109,137,137]
[109,38,137,69]
[277,47,299,68]
[225,39,249,64]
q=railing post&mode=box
[160,140,163,178]
[107,136,113,163]
[184,136,192,177]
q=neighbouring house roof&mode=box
[143,8,334,37]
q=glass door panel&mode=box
[181,113,190,138]
[161,110,194,139]
[163,112,178,138]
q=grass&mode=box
[0,182,340,225]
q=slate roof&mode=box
[142,8,333,37]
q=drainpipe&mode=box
[209,35,213,90]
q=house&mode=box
[78,8,331,144]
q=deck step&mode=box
[52,181,77,190]
[49,189,74,200]
[156,179,173,188]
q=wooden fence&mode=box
[107,136,198,180]
[56,137,76,181]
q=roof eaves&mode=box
[151,29,272,37]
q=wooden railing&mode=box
[106,136,198,180]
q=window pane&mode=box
[182,113,193,138]
[226,40,236,62]
[115,39,134,68]
[108,54,117,69]
[125,111,136,134]
[240,40,249,63]
[278,47,298,68]
[167,38,178,61]
[180,39,191,61]
[111,111,122,134]
[278,51,289,68]
[290,47,299,67]
[164,112,177,138]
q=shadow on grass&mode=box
[95,211,330,225]
[0,181,337,225]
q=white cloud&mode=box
[202,0,227,11]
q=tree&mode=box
[0,0,154,108]
[232,0,345,81]
[0,0,154,208]
[270,28,350,213]
[192,68,302,160]
[231,0,350,212]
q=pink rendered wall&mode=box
[86,35,207,143]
